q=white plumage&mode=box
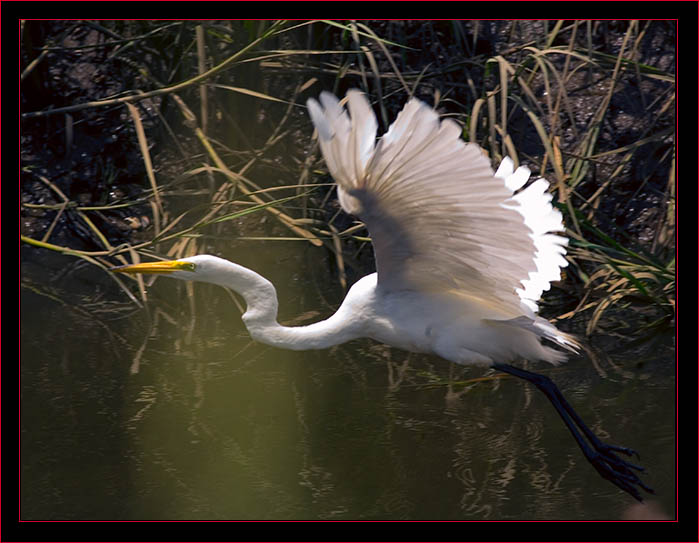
[307,89,577,364]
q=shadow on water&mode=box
[20,232,675,520]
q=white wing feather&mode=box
[307,90,571,327]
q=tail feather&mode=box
[488,315,581,364]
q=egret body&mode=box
[115,90,652,501]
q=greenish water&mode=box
[20,236,675,521]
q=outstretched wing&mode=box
[307,90,568,318]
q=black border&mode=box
[8,2,692,542]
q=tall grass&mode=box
[21,20,675,337]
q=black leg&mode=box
[492,363,654,502]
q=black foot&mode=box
[493,363,654,502]
[586,442,655,502]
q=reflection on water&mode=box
[20,238,675,520]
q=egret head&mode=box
[112,254,276,299]
[111,254,234,281]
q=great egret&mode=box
[114,90,652,501]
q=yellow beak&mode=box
[111,260,196,274]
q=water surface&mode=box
[20,236,675,520]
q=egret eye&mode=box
[175,261,196,272]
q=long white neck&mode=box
[186,256,364,350]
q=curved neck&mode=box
[197,258,361,350]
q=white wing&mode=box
[307,90,569,318]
